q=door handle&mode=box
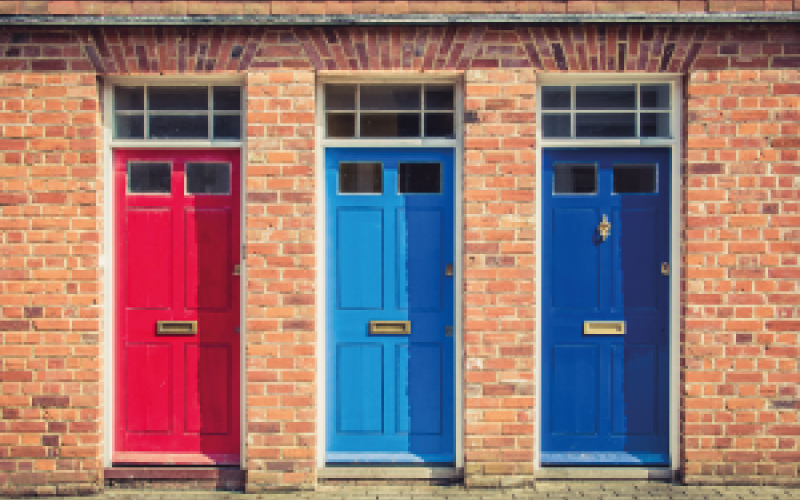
[597,214,611,241]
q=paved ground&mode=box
[47,483,799,500]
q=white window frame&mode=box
[102,76,247,469]
[535,73,681,480]
[110,79,245,146]
[324,82,457,140]
[316,73,463,475]
[540,82,672,140]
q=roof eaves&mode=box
[1,12,800,26]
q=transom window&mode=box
[541,84,671,139]
[325,84,455,139]
[114,85,242,140]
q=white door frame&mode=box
[101,76,247,467]
[315,74,464,469]
[534,74,682,475]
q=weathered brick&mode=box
[0,11,799,494]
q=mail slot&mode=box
[370,321,411,335]
[583,321,625,335]
[156,321,198,335]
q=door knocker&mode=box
[597,214,611,241]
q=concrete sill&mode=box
[318,467,463,480]
[104,467,244,481]
[536,468,676,481]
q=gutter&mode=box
[1,12,800,26]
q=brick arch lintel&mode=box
[73,24,733,76]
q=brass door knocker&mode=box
[597,214,611,241]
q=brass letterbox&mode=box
[583,321,625,335]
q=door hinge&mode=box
[445,326,453,337]
[661,262,670,276]
[242,244,247,259]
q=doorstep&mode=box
[317,466,463,480]
[104,467,245,491]
[535,468,676,481]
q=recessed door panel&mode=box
[326,148,454,463]
[337,208,384,310]
[612,344,658,436]
[185,208,232,310]
[127,209,172,309]
[185,344,231,435]
[542,148,670,466]
[552,208,600,311]
[551,344,598,435]
[403,343,443,435]
[396,208,443,311]
[126,343,172,433]
[617,208,659,310]
[337,343,384,434]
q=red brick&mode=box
[766,321,800,331]
[769,425,800,435]
[0,17,797,493]
[772,137,800,147]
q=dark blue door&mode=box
[542,148,670,465]
[326,148,454,463]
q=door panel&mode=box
[611,344,658,436]
[185,208,232,310]
[552,208,600,310]
[617,208,660,310]
[542,148,670,466]
[115,149,240,464]
[550,345,598,436]
[185,343,231,435]
[402,343,443,435]
[127,209,172,309]
[326,148,454,463]
[397,208,443,311]
[125,343,172,433]
[337,343,385,434]
[337,208,384,310]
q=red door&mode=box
[114,149,240,465]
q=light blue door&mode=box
[542,148,671,465]
[326,148,454,463]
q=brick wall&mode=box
[244,69,317,492]
[0,17,798,495]
[0,32,103,496]
[463,68,537,488]
[684,68,800,485]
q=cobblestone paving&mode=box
[44,483,800,500]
